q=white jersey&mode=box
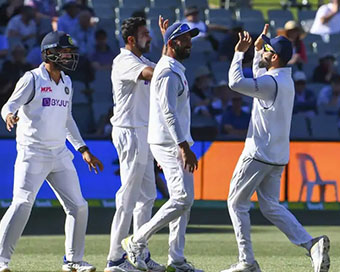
[148,55,193,145]
[310,3,340,35]
[1,63,85,150]
[244,67,294,165]
[110,48,156,128]
[229,51,294,165]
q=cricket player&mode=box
[105,17,168,272]
[0,31,103,272]
[221,25,330,272]
[121,22,203,272]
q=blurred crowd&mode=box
[0,0,340,140]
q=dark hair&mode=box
[131,10,146,19]
[95,29,107,39]
[278,57,288,67]
[121,17,146,44]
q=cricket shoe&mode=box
[121,235,148,271]
[220,261,261,272]
[62,256,96,272]
[104,255,140,272]
[166,259,204,272]
[309,235,330,272]
[0,262,10,272]
[145,253,166,272]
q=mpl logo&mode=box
[41,87,52,92]
[42,98,69,107]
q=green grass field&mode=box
[8,225,340,272]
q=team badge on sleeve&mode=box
[65,87,70,95]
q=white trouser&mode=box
[0,145,88,263]
[108,127,156,261]
[228,154,313,264]
[133,143,194,265]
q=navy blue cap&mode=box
[41,31,77,52]
[163,22,199,44]
[261,35,293,64]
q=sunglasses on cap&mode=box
[263,44,276,54]
[168,23,190,40]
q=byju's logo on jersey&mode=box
[41,87,52,92]
[42,98,69,107]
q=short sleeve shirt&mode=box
[110,48,156,128]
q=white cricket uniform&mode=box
[133,55,194,265]
[107,48,157,261]
[0,63,88,263]
[227,51,313,264]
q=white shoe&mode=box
[145,256,166,272]
[309,235,330,272]
[0,262,11,272]
[220,261,261,272]
[104,258,140,272]
[166,260,204,272]
[121,235,148,271]
[62,258,96,272]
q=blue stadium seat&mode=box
[183,0,208,10]
[267,9,294,30]
[204,8,233,27]
[310,115,339,140]
[90,70,113,103]
[290,114,311,140]
[72,81,89,104]
[151,0,181,8]
[114,7,144,22]
[146,7,177,22]
[119,0,150,8]
[298,9,316,32]
[235,8,265,34]
[92,0,117,19]
[92,101,114,124]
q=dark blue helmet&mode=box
[41,31,79,71]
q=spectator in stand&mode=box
[220,92,251,138]
[313,53,337,83]
[5,5,37,48]
[292,71,317,117]
[310,0,340,38]
[279,20,307,70]
[190,65,219,119]
[212,80,232,123]
[219,24,243,62]
[69,9,95,57]
[25,0,57,17]
[57,1,81,35]
[182,6,228,50]
[90,29,119,71]
[317,74,340,112]
[26,33,44,67]
[0,0,24,28]
[0,44,32,107]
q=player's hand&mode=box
[6,113,19,131]
[159,15,169,36]
[235,31,252,53]
[179,141,198,173]
[254,24,269,51]
[82,151,104,174]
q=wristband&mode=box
[78,145,89,153]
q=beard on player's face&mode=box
[173,42,191,60]
[136,37,151,54]
[259,54,273,69]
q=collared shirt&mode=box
[1,63,85,150]
[229,50,294,165]
[110,48,156,128]
[148,55,193,145]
